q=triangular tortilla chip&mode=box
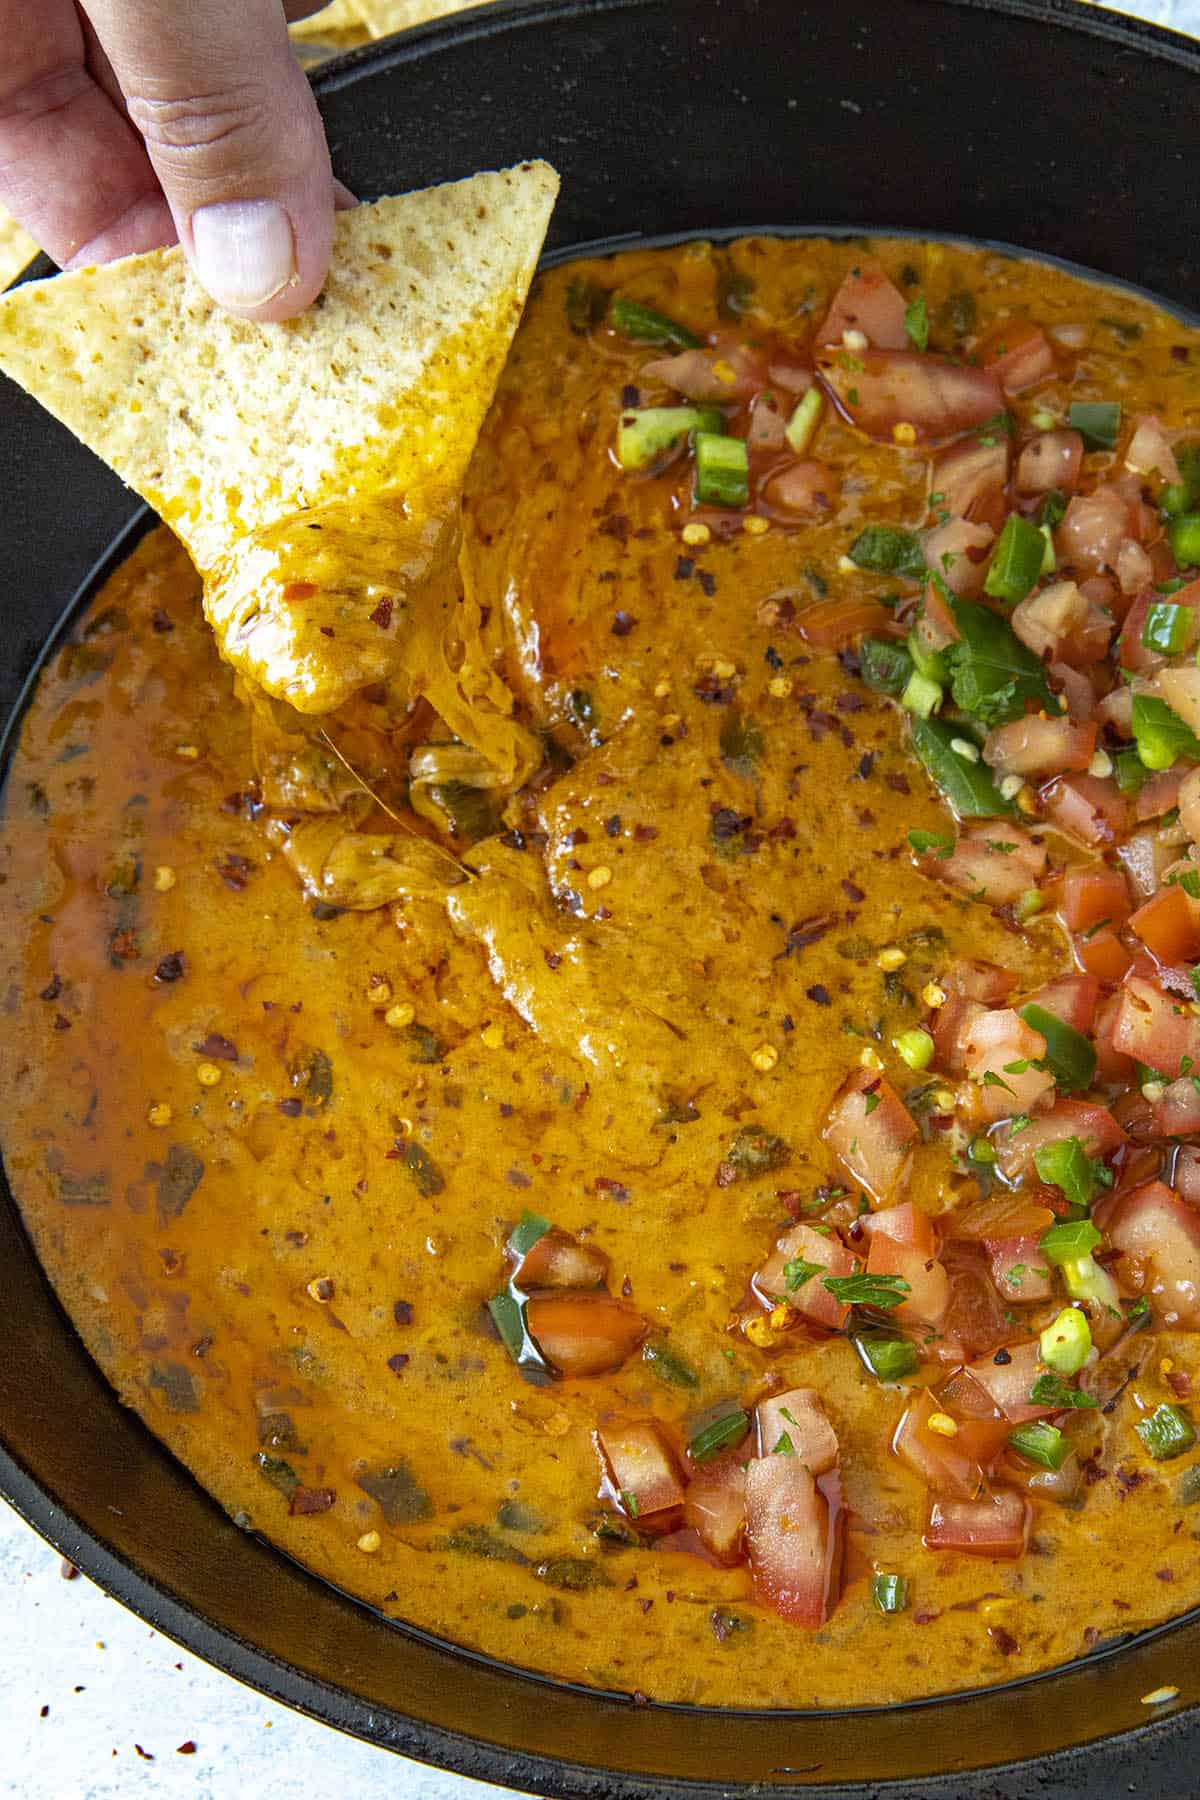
[0,163,558,736]
[289,0,369,36]
[0,163,556,573]
[0,206,38,289]
[353,0,477,33]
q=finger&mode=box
[85,0,335,321]
[0,0,172,267]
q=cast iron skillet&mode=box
[2,0,1200,1791]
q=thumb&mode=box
[84,0,334,320]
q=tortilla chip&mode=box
[288,0,369,35]
[0,162,558,576]
[353,0,483,32]
[0,207,38,289]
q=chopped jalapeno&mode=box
[855,1333,919,1382]
[1168,513,1200,569]
[1039,1305,1092,1375]
[689,1408,751,1464]
[1136,1403,1197,1462]
[1132,694,1200,772]
[872,1572,910,1613]
[693,432,749,509]
[609,295,700,349]
[910,717,1015,818]
[617,406,722,471]
[1141,601,1194,656]
[1068,400,1121,450]
[1008,1421,1071,1470]
[983,513,1047,606]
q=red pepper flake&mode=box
[277,1097,302,1117]
[913,1608,940,1625]
[60,1559,78,1581]
[611,611,638,636]
[289,1486,336,1516]
[633,823,658,843]
[1156,1567,1176,1581]
[988,1626,1019,1656]
[153,951,185,984]
[387,1353,411,1375]
[885,771,912,795]
[1168,1370,1192,1399]
[108,927,141,962]
[841,879,866,903]
[176,1742,197,1756]
[594,1176,630,1200]
[39,1705,49,1718]
[319,625,335,638]
[53,1014,72,1031]
[805,984,832,1006]
[134,1744,155,1762]
[544,951,562,971]
[604,814,622,837]
[193,1032,238,1061]
[282,581,319,602]
[39,974,62,1001]
[767,818,796,842]
[151,608,175,633]
[697,571,717,598]
[215,853,253,890]
[393,1299,413,1326]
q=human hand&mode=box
[0,1,344,319]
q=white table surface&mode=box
[2,1,1197,1792]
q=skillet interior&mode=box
[2,0,1200,1790]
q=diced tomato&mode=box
[1023,972,1100,1035]
[949,1190,1056,1240]
[985,1234,1056,1304]
[514,1229,609,1291]
[1093,990,1135,1084]
[1116,538,1155,598]
[823,1070,917,1206]
[921,517,995,596]
[1153,1077,1200,1138]
[1039,774,1131,848]
[1174,1147,1200,1207]
[931,437,1010,527]
[1057,487,1132,577]
[1049,660,1097,720]
[994,1097,1125,1183]
[744,1456,840,1627]
[525,1293,647,1377]
[864,1197,937,1254]
[1074,928,1133,983]
[641,343,767,403]
[925,1490,1030,1558]
[755,1388,839,1472]
[983,716,1096,780]
[1106,974,1200,1079]
[1060,864,1131,934]
[1129,883,1200,964]
[929,830,1047,909]
[816,261,909,350]
[978,321,1056,394]
[945,960,1017,1004]
[597,1420,685,1518]
[962,1008,1056,1121]
[1126,413,1182,487]
[1016,430,1083,496]
[1135,768,1186,824]
[763,459,839,519]
[1097,683,1134,736]
[931,994,986,1075]
[1159,662,1200,737]
[816,347,1004,443]
[935,1242,1024,1362]
[893,1388,1005,1498]
[797,595,897,648]
[754,1222,857,1331]
[1011,579,1088,661]
[747,392,790,450]
[867,1216,949,1332]
[1118,828,1176,902]
[1110,1179,1200,1328]
[682,1456,746,1564]
[966,1339,1055,1423]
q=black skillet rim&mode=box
[3,0,1200,1792]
